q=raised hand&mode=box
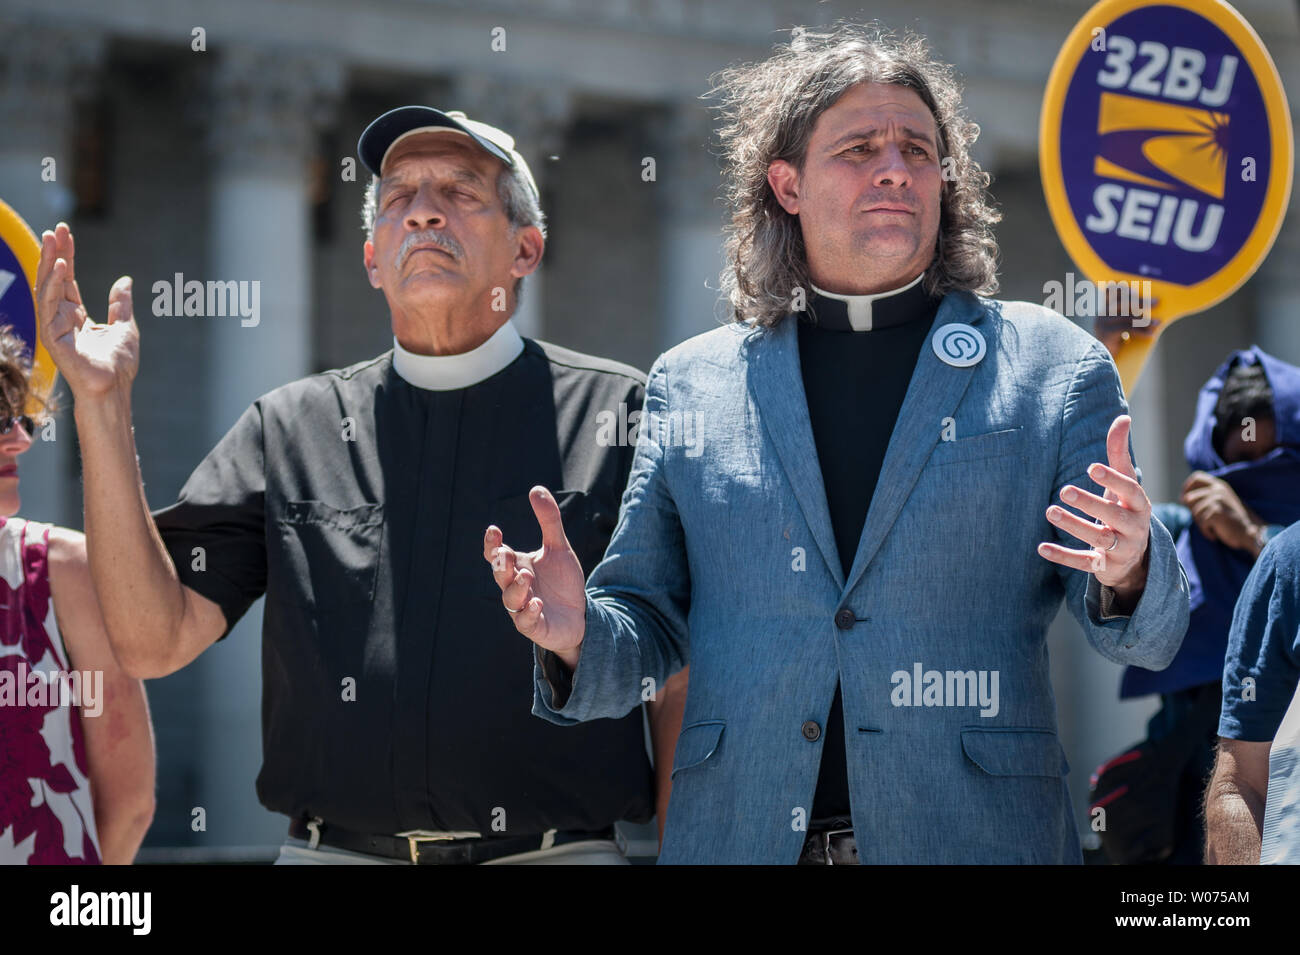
[483,486,588,667]
[1039,414,1152,605]
[1094,316,1161,362]
[36,222,140,399]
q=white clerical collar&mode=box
[392,320,524,391]
[810,271,926,331]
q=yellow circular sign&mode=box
[0,198,59,414]
[1040,0,1293,388]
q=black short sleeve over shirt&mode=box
[152,341,655,836]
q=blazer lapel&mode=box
[842,292,988,596]
[746,317,844,590]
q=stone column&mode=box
[450,76,571,340]
[205,46,343,426]
[1254,207,1300,364]
[195,46,342,847]
[0,18,104,531]
[650,101,726,352]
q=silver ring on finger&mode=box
[1105,527,1120,552]
[506,603,526,615]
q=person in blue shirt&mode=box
[1207,524,1300,863]
[1091,348,1300,863]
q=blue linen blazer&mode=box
[534,290,1190,864]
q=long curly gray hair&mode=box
[711,22,1001,327]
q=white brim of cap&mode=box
[379,125,539,201]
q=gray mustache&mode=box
[399,230,463,266]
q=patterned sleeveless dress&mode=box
[0,516,102,863]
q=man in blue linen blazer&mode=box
[519,289,1187,864]
[484,24,1190,864]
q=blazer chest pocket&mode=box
[928,426,1024,467]
[960,726,1069,778]
[277,500,384,610]
[671,719,725,779]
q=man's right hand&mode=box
[36,222,139,399]
[483,486,587,669]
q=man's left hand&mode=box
[1038,414,1151,609]
[1181,471,1264,556]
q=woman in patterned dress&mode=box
[0,325,154,863]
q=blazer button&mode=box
[801,720,822,742]
[834,609,856,630]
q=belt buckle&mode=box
[395,829,481,864]
[305,816,323,850]
[820,827,854,866]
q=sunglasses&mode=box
[0,415,35,436]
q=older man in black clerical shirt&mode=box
[36,106,685,864]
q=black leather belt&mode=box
[798,817,858,865]
[288,818,617,865]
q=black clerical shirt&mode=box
[798,277,942,822]
[152,338,655,836]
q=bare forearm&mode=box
[96,799,154,865]
[88,679,155,865]
[88,726,156,864]
[74,391,188,675]
[1205,789,1264,864]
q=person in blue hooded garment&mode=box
[1090,347,1300,864]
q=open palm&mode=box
[483,486,589,662]
[36,222,139,399]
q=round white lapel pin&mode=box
[931,323,986,368]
